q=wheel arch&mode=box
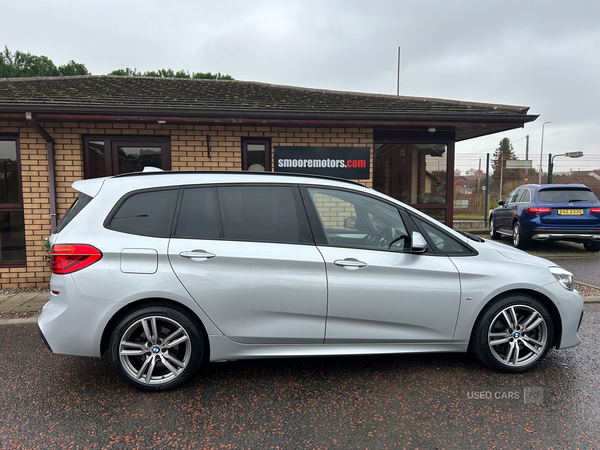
[470,288,563,349]
[100,298,210,362]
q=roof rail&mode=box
[113,170,366,186]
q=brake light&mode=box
[526,207,552,215]
[51,244,102,274]
[591,208,600,215]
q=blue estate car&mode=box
[490,184,600,251]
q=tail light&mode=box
[51,244,102,274]
[526,207,552,215]
[591,208,600,215]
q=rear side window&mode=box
[174,188,220,239]
[538,188,598,203]
[218,186,300,243]
[56,193,93,233]
[108,189,178,237]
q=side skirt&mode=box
[207,335,469,362]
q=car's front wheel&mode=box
[109,304,204,392]
[471,295,554,373]
[584,242,600,252]
[512,221,528,249]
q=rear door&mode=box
[168,184,328,344]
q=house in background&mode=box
[0,76,537,287]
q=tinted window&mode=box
[218,186,300,243]
[538,188,598,203]
[175,188,220,239]
[412,215,471,255]
[308,188,410,251]
[520,189,531,203]
[109,189,178,236]
[56,194,93,233]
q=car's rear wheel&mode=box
[109,304,204,392]
[512,221,528,249]
[584,242,600,252]
[471,295,554,373]
[489,217,500,239]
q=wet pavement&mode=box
[1,304,599,449]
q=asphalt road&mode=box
[1,304,600,449]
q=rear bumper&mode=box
[531,231,600,242]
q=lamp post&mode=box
[547,151,584,184]
[538,121,552,183]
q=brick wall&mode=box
[0,120,373,288]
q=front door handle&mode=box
[179,250,216,261]
[334,258,368,270]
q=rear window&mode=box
[108,189,178,237]
[56,193,93,233]
[538,188,598,203]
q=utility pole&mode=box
[525,135,529,178]
[484,153,489,227]
[396,47,401,96]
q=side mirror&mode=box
[411,231,428,253]
[343,216,357,229]
[498,199,505,206]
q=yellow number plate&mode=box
[558,209,583,215]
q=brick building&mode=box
[0,76,536,288]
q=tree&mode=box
[0,47,89,77]
[492,137,516,171]
[454,168,462,177]
[109,68,234,80]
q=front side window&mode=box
[307,188,409,251]
[83,136,171,178]
[504,189,519,204]
[0,137,26,265]
[411,215,471,255]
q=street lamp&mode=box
[538,121,552,184]
[547,151,584,184]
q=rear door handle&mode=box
[334,258,368,270]
[179,250,216,260]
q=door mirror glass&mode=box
[411,232,429,253]
[343,216,357,229]
[498,199,505,206]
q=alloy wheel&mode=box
[487,304,548,367]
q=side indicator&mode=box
[51,244,103,274]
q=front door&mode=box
[304,187,461,343]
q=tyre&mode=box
[512,221,528,249]
[109,304,204,392]
[584,242,600,252]
[471,294,554,373]
[489,216,500,240]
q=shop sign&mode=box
[274,146,370,179]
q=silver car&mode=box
[39,171,583,391]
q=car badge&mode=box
[569,202,574,206]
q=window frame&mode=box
[83,135,171,179]
[0,135,26,266]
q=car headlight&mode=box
[549,266,574,291]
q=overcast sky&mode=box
[3,0,600,173]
